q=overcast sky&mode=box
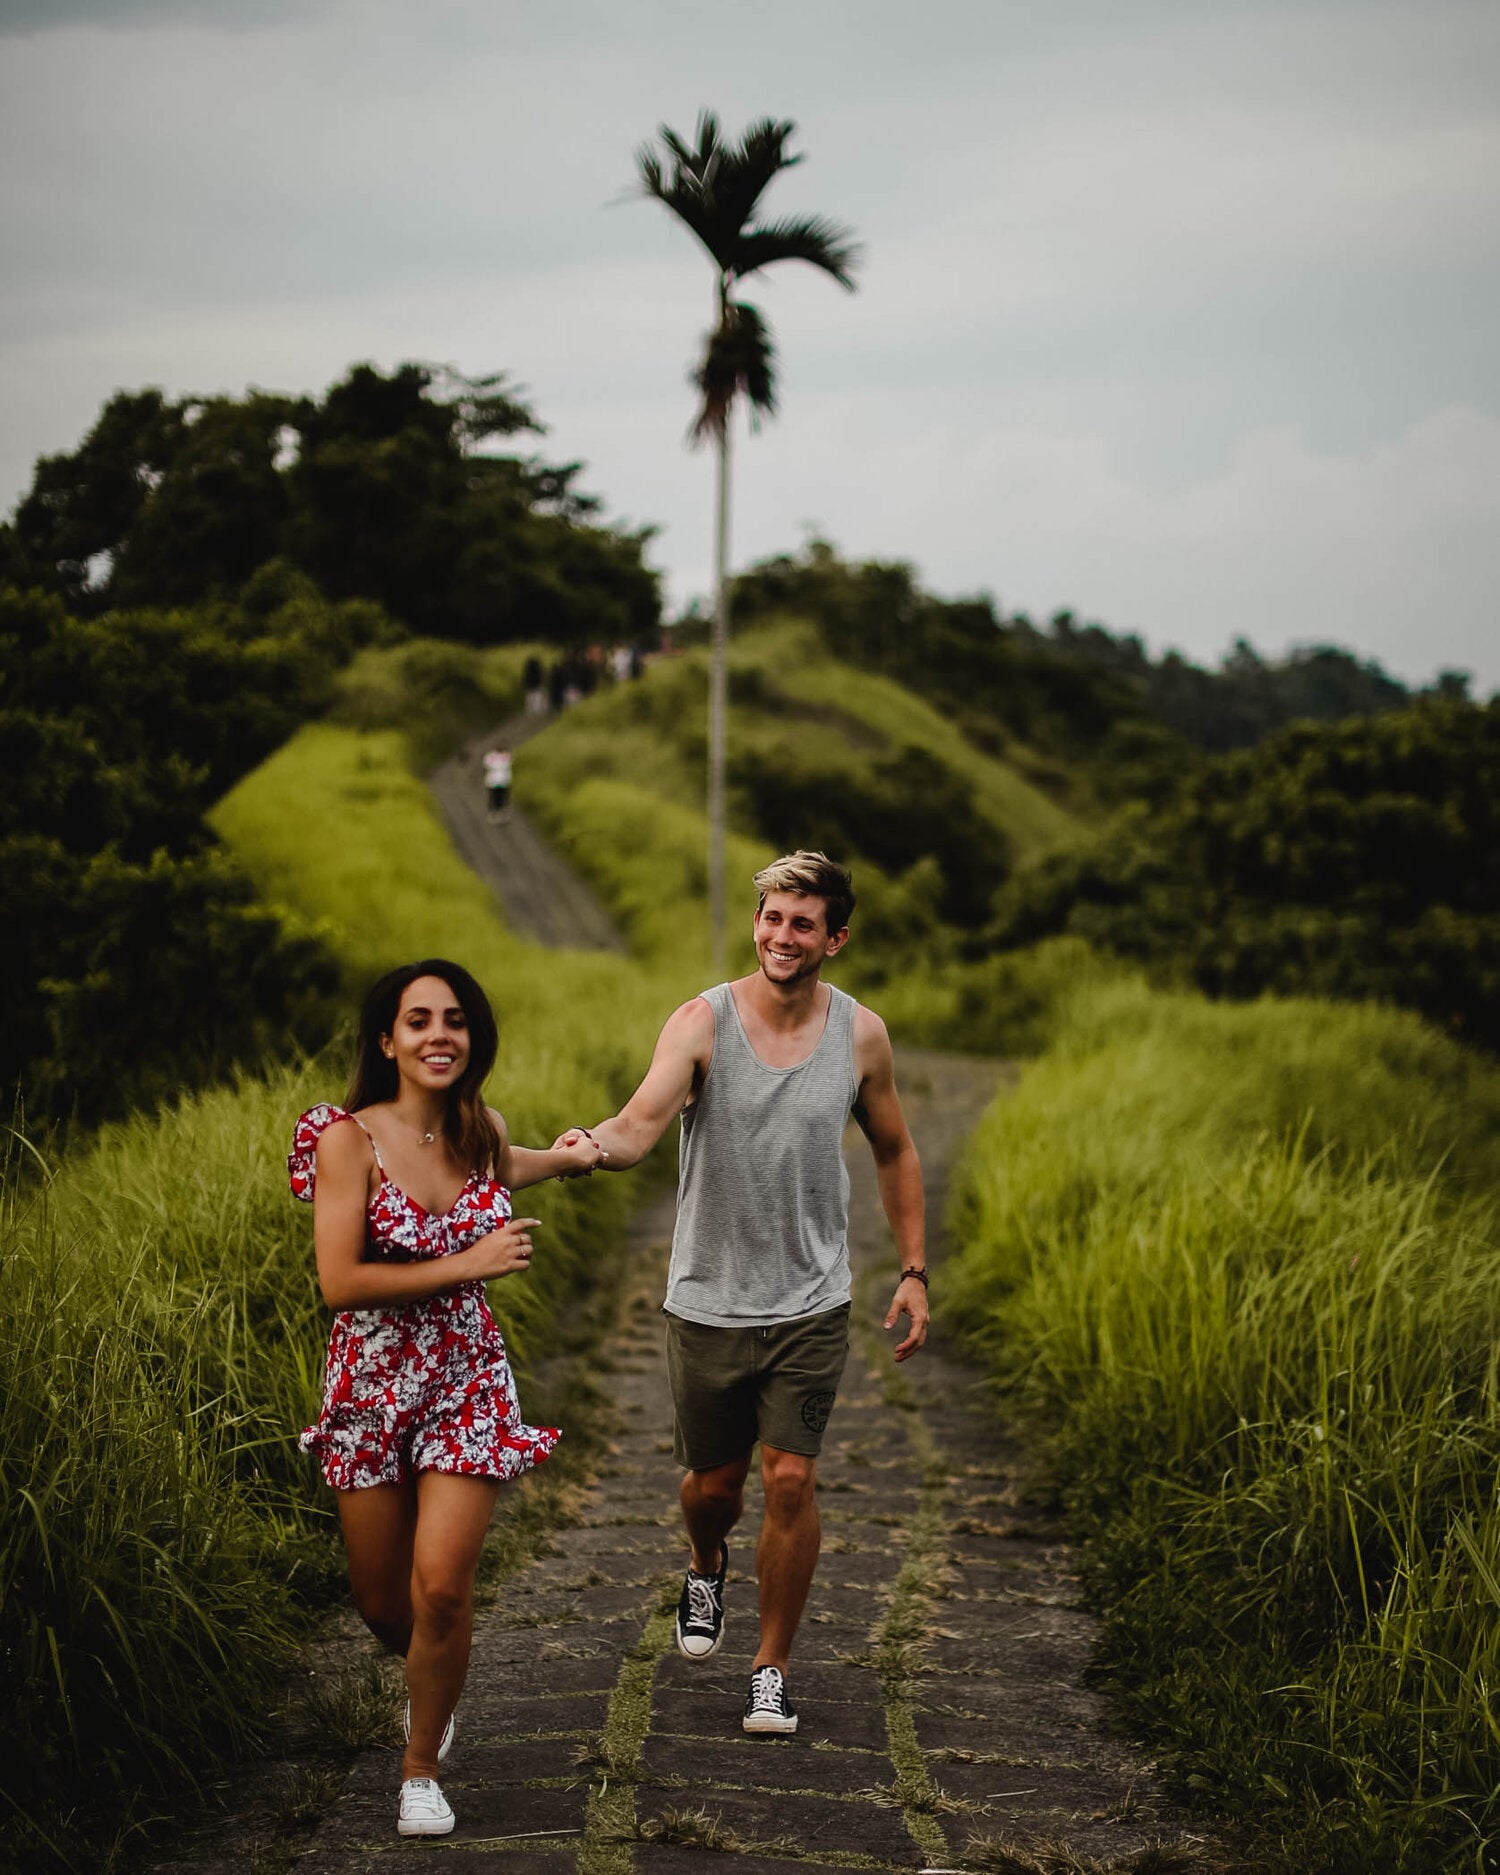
[3,0,1497,689]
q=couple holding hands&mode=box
[290,851,928,1837]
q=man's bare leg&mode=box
[681,1454,751,1573]
[752,1445,820,1672]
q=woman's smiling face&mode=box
[380,975,472,1092]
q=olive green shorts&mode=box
[663,1304,852,1471]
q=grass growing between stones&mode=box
[851,1300,954,1869]
[578,1593,679,1875]
[948,981,1500,1873]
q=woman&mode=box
[288,959,602,1838]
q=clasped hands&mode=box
[552,1126,607,1180]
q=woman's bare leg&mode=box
[336,1482,419,1655]
[402,1472,501,1781]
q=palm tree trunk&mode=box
[708,406,731,978]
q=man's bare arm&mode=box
[559,997,714,1170]
[852,1007,928,1360]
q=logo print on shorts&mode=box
[801,1390,836,1434]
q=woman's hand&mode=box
[550,1128,607,1179]
[465,1217,542,1280]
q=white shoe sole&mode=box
[743,1709,798,1734]
[397,1811,455,1837]
[675,1616,725,1659]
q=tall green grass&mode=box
[948,982,1500,1872]
[4,715,692,1870]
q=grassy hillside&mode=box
[519,620,1081,994]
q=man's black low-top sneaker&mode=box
[674,1541,728,1658]
[743,1663,798,1734]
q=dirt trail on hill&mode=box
[429,714,625,952]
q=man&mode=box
[557,850,928,1734]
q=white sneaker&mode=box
[397,1776,454,1837]
[403,1698,455,1762]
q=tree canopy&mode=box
[3,363,660,646]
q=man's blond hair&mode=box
[752,851,856,934]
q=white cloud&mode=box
[703,397,1500,690]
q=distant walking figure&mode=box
[555,851,927,1734]
[482,744,513,820]
[290,960,601,1838]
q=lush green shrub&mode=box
[948,983,1500,1870]
[991,699,1500,1051]
[0,581,401,1125]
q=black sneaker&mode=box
[743,1664,798,1734]
[674,1542,728,1658]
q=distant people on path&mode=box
[289,961,602,1838]
[522,655,547,716]
[482,743,512,820]
[553,851,927,1735]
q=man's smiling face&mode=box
[753,891,848,986]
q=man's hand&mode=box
[884,1274,929,1362]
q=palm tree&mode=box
[634,111,860,972]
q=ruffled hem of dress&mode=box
[298,1422,561,1488]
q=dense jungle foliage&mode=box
[0,570,372,1125]
[2,365,664,1128]
[988,698,1500,1051]
[0,361,660,646]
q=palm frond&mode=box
[688,299,778,447]
[711,117,801,232]
[635,115,737,269]
[731,213,862,289]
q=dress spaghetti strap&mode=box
[346,1111,386,1172]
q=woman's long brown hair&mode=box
[346,960,503,1174]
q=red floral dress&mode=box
[290,1103,560,1492]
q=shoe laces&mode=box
[686,1573,720,1625]
[748,1665,783,1708]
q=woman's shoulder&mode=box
[288,1103,368,1201]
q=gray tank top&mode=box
[664,981,859,1327]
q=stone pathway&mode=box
[266,1052,1219,1873]
[428,719,625,954]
